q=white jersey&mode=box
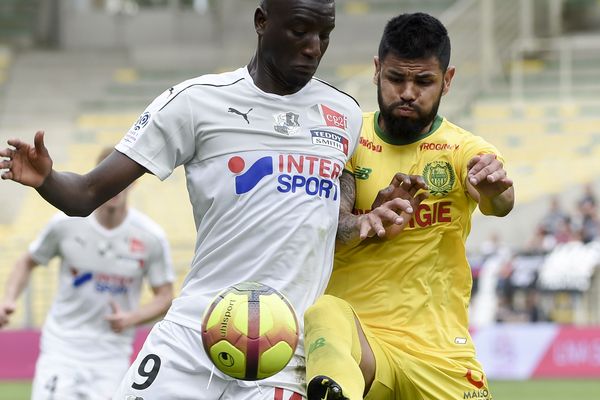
[116,67,362,350]
[29,209,174,362]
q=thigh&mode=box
[395,352,493,400]
[361,334,395,400]
[112,320,230,400]
[222,384,305,400]
[88,359,130,400]
[31,355,87,400]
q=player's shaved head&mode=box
[251,0,335,94]
[259,0,334,13]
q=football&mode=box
[201,281,299,380]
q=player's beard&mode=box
[377,82,442,141]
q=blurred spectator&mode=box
[576,185,600,243]
[479,231,511,260]
[526,224,557,252]
[553,216,578,244]
[578,182,597,208]
[523,287,543,322]
[540,195,570,235]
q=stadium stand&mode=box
[0,0,599,336]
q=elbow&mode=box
[161,289,174,312]
[481,202,514,217]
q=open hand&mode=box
[0,302,16,328]
[467,154,513,198]
[0,131,53,187]
[105,299,134,333]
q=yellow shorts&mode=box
[360,324,492,400]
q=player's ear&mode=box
[372,56,380,85]
[442,66,455,96]
[254,6,267,35]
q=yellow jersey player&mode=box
[305,12,514,400]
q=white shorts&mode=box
[32,351,129,400]
[112,320,306,400]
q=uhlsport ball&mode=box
[201,281,299,380]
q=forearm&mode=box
[3,254,36,303]
[336,211,363,249]
[36,170,109,216]
[129,291,172,326]
[478,187,515,217]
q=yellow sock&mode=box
[304,295,364,400]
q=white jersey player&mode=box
[113,61,361,398]
[0,149,175,400]
[0,1,413,399]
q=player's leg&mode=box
[395,351,493,400]
[31,354,83,400]
[87,358,129,400]
[223,382,305,400]
[304,295,375,400]
[112,320,228,400]
[223,353,307,400]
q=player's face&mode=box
[256,0,335,91]
[375,53,455,139]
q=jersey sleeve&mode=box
[28,213,67,265]
[344,158,356,174]
[116,84,196,180]
[345,106,363,163]
[145,229,176,288]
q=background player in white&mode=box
[0,147,174,400]
[0,0,413,398]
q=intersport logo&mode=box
[228,154,342,200]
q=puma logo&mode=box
[228,107,253,124]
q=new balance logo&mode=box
[354,167,372,180]
[228,107,253,124]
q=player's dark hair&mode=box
[378,13,451,71]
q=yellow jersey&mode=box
[328,112,504,358]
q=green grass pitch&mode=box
[1,379,599,399]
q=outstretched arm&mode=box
[0,253,39,328]
[105,283,173,334]
[336,171,418,249]
[1,131,146,216]
[466,153,514,217]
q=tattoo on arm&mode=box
[337,172,359,245]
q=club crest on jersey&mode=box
[273,112,301,135]
[310,129,349,155]
[423,161,455,196]
[129,238,145,253]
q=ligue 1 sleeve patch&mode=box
[122,112,151,144]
